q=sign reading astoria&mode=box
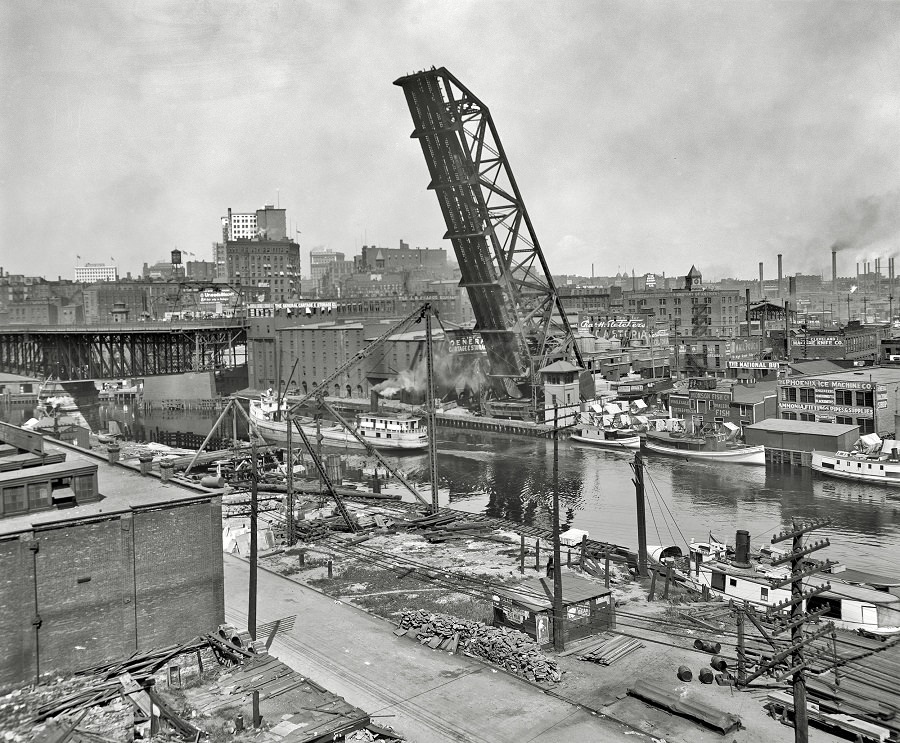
[577,312,668,345]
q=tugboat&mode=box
[249,393,428,451]
[811,433,900,486]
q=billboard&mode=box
[727,360,781,370]
[447,331,487,355]
[578,313,667,346]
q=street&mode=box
[223,555,643,743]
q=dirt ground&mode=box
[248,502,849,743]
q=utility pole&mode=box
[425,308,440,513]
[630,453,649,577]
[552,405,564,652]
[286,411,294,546]
[248,436,258,641]
[736,519,834,743]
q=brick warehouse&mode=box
[0,424,224,687]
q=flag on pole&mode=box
[76,255,81,260]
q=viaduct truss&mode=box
[0,321,247,380]
[395,67,583,389]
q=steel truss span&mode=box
[395,67,583,384]
[0,323,247,379]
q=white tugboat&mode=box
[249,394,428,451]
[811,433,900,486]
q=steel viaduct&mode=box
[0,320,248,379]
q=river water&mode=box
[9,401,899,576]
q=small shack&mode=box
[492,573,614,647]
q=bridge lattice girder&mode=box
[0,323,246,380]
[395,67,583,383]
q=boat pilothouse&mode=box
[355,411,427,446]
[679,530,900,635]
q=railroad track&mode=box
[225,604,497,743]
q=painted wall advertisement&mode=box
[780,402,874,418]
[578,313,668,346]
[781,378,874,390]
[447,332,487,354]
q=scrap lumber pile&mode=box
[575,635,644,666]
[294,517,343,542]
[673,602,732,633]
[403,513,492,543]
[396,609,562,683]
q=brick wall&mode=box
[0,498,224,688]
[133,501,224,650]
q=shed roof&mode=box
[493,572,611,613]
[730,381,778,404]
[745,419,859,436]
[538,361,582,374]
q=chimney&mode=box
[759,262,764,298]
[733,529,751,568]
[832,249,838,296]
[745,287,751,336]
[777,254,783,297]
[888,258,894,300]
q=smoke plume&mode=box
[829,190,900,258]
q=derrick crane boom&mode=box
[394,67,583,388]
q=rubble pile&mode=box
[397,609,562,684]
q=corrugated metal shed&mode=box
[744,419,859,452]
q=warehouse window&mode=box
[782,388,797,402]
[799,388,815,403]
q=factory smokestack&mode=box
[832,249,838,296]
[876,258,882,297]
[759,262,764,298]
[777,254,783,298]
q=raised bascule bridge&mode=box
[394,67,584,414]
[0,319,248,379]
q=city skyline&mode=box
[2,1,899,282]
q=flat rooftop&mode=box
[745,419,859,436]
[0,434,219,538]
[788,367,900,384]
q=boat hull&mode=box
[644,438,765,465]
[811,451,900,487]
[570,433,640,450]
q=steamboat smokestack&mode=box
[370,390,380,412]
[777,254,783,298]
[733,529,751,569]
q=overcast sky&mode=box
[2,0,899,282]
